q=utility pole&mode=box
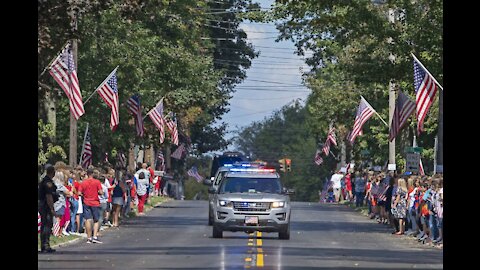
[437,90,443,171]
[69,6,78,167]
[387,8,396,167]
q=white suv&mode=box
[210,167,292,239]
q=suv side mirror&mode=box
[284,188,295,195]
[203,178,213,186]
[208,187,217,194]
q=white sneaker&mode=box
[62,230,70,236]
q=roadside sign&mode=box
[406,152,420,172]
[388,164,396,171]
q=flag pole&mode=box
[360,95,389,127]
[83,66,119,105]
[79,123,89,165]
[411,53,443,91]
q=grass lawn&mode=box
[38,234,81,250]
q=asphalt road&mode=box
[38,200,443,269]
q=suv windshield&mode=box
[219,177,282,194]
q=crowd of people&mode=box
[320,169,443,248]
[38,161,172,253]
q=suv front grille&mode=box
[233,201,270,212]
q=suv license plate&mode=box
[245,216,258,225]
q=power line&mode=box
[226,78,303,86]
[232,95,305,100]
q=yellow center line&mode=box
[256,232,264,267]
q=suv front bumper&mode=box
[214,206,289,232]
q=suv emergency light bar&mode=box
[230,168,276,173]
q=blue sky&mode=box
[216,0,312,153]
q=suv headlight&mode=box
[218,200,232,207]
[271,201,285,208]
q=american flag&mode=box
[171,143,186,160]
[187,166,203,182]
[96,68,119,131]
[127,94,145,137]
[156,151,165,170]
[48,41,85,120]
[147,99,165,143]
[320,179,333,202]
[116,151,126,169]
[413,57,438,134]
[389,91,416,142]
[348,96,376,144]
[322,139,331,156]
[377,184,390,201]
[80,129,92,168]
[38,212,41,233]
[165,112,179,145]
[314,149,323,165]
[419,158,425,176]
[327,127,337,146]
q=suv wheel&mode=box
[278,224,290,240]
[212,225,223,238]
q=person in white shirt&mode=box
[330,171,344,202]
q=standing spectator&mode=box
[60,171,73,236]
[97,175,109,232]
[385,176,396,231]
[344,172,353,202]
[38,165,57,253]
[111,176,126,227]
[69,172,81,235]
[122,172,134,218]
[153,174,161,196]
[354,171,366,207]
[104,168,115,227]
[52,171,73,237]
[330,171,344,203]
[147,162,155,195]
[136,172,149,215]
[433,178,443,244]
[78,168,104,244]
[404,176,416,235]
[417,182,430,242]
[392,178,408,235]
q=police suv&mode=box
[209,166,293,239]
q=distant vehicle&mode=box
[209,166,294,239]
[209,151,247,179]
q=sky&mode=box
[215,0,312,154]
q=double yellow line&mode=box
[245,231,264,268]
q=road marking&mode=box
[256,232,264,267]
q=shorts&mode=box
[83,205,101,222]
[112,197,124,206]
[55,206,65,217]
[333,188,341,198]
